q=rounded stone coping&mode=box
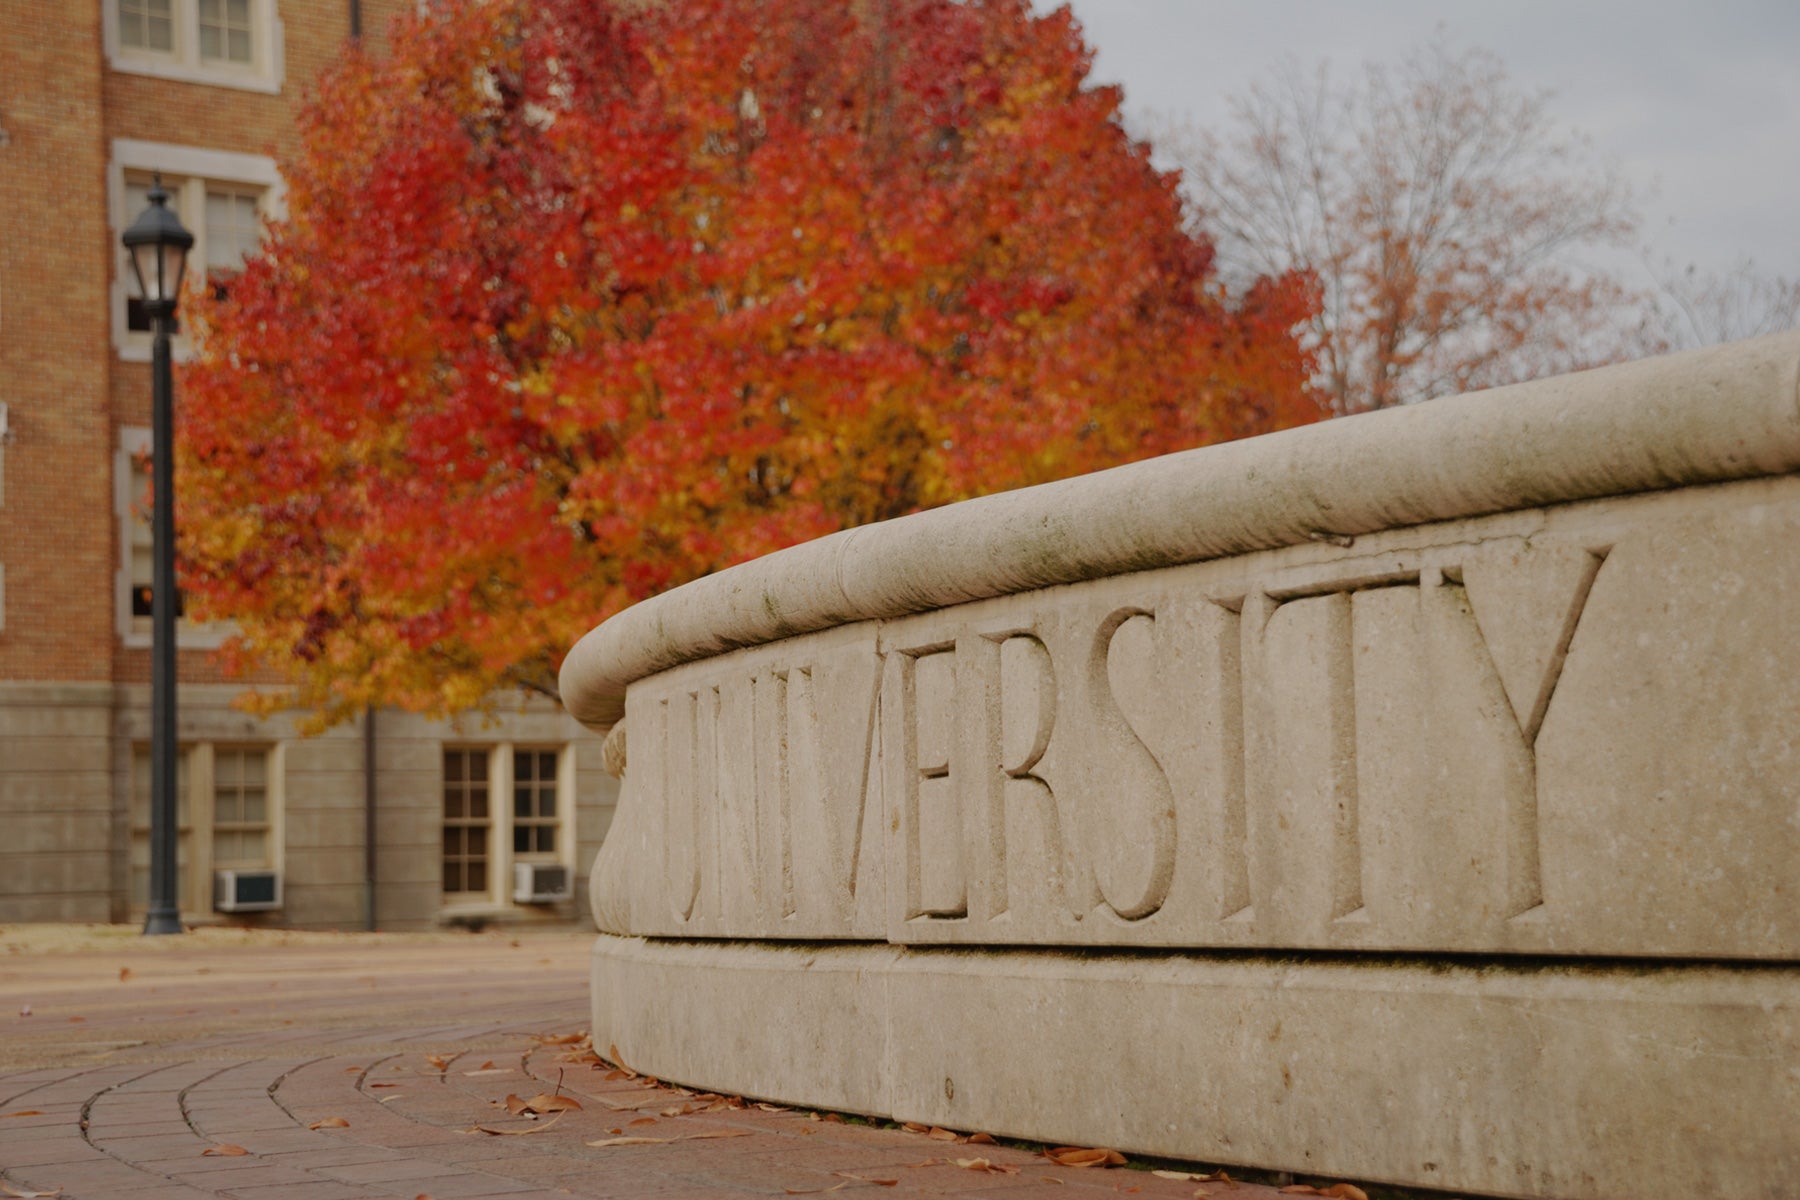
[561,330,1800,731]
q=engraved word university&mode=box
[623,535,1609,950]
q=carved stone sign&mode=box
[594,486,1800,959]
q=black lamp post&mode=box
[123,176,194,936]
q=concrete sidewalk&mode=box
[0,926,1309,1200]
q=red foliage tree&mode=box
[178,0,1319,726]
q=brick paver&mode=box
[0,928,1310,1200]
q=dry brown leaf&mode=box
[118,967,131,982]
[900,1122,930,1133]
[821,1112,846,1124]
[0,1185,63,1198]
[526,1093,582,1113]
[1153,1170,1206,1181]
[952,1157,1019,1174]
[587,1135,671,1146]
[661,1105,693,1117]
[504,1095,531,1116]
[424,1054,453,1072]
[831,1173,899,1187]
[2,1110,45,1118]
[902,1159,935,1168]
[925,1126,959,1141]
[473,1113,565,1136]
[1192,1190,1211,1199]
[202,1144,250,1156]
[967,1132,996,1145]
[307,1117,350,1130]
[682,1129,754,1140]
[627,1116,657,1127]
[781,1184,848,1195]
[1322,1187,1368,1200]
[534,1032,588,1045]
[755,1102,789,1112]
[602,1068,630,1081]
[1044,1146,1126,1168]
[607,1043,638,1077]
[368,1082,401,1089]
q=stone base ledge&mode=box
[591,933,1797,1200]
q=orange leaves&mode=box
[176,0,1314,729]
[307,1117,350,1130]
[1044,1146,1127,1168]
[201,1144,250,1157]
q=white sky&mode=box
[1054,0,1800,286]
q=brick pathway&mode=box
[0,927,1301,1200]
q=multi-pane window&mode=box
[442,749,492,895]
[123,173,265,333]
[130,745,192,911]
[513,750,559,855]
[119,0,174,52]
[122,439,187,636]
[197,0,252,63]
[211,748,269,866]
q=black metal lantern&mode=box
[122,176,195,320]
[122,174,193,936]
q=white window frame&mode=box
[103,0,285,94]
[109,139,285,364]
[116,426,230,649]
[130,740,285,919]
[440,743,576,914]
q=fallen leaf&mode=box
[952,1157,1019,1174]
[308,1117,350,1130]
[533,1032,587,1045]
[902,1160,935,1168]
[1045,1146,1127,1168]
[821,1112,846,1124]
[628,1117,657,1127]
[781,1184,847,1195]
[925,1127,958,1141]
[202,1144,250,1156]
[607,1044,637,1077]
[425,1054,453,1072]
[368,1083,401,1090]
[0,1185,63,1198]
[527,1094,582,1114]
[900,1122,930,1133]
[473,1113,565,1136]
[967,1132,996,1145]
[681,1129,753,1140]
[755,1102,789,1112]
[118,967,132,982]
[66,1016,84,1023]
[504,1095,531,1116]
[1322,1187,1368,1200]
[602,1069,630,1081]
[1193,1190,1211,1198]
[2,1110,46,1118]
[586,1136,669,1147]
[831,1173,898,1187]
[1154,1171,1206,1181]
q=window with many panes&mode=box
[442,748,492,895]
[196,0,252,63]
[119,0,175,52]
[122,173,266,335]
[106,0,281,92]
[512,749,560,855]
[117,428,219,648]
[130,743,277,917]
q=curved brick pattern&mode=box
[0,930,1290,1200]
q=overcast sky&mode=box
[1053,0,1800,287]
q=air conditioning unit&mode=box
[214,868,282,913]
[514,862,571,904]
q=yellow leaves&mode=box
[201,1144,250,1157]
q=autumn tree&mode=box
[177,0,1318,727]
[1159,38,1647,414]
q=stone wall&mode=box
[562,333,1800,1200]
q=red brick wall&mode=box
[0,0,116,683]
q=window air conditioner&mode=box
[214,868,282,913]
[513,862,571,904]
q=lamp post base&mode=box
[142,908,183,936]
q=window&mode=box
[119,0,175,51]
[197,0,253,63]
[442,748,491,896]
[513,749,559,854]
[131,742,281,918]
[109,141,283,362]
[442,745,572,907]
[105,0,284,93]
[116,428,220,647]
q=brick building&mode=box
[0,0,616,928]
